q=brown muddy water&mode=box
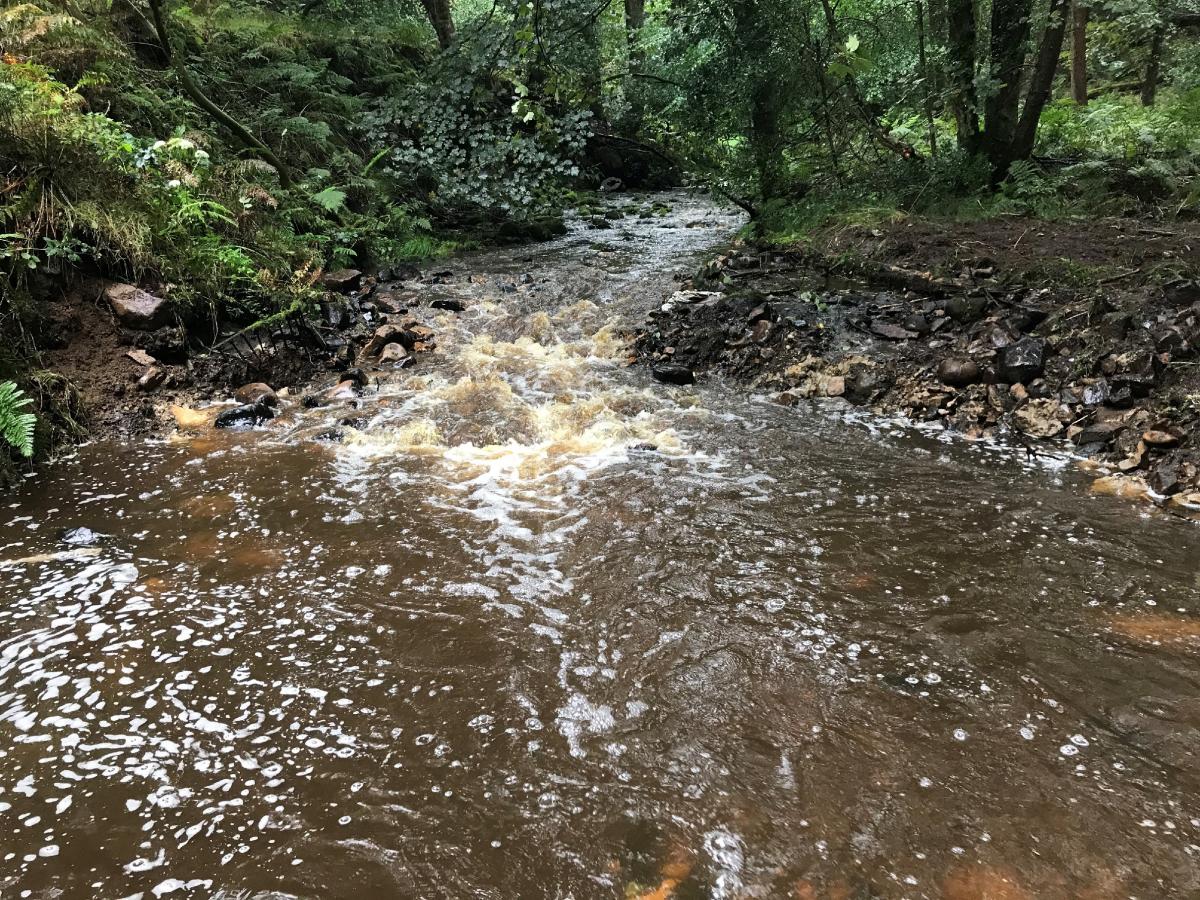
[2,193,1200,899]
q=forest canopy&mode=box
[1,0,1199,392]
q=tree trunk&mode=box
[419,0,455,50]
[1142,24,1165,106]
[146,0,291,187]
[623,0,647,124]
[749,82,784,201]
[915,0,939,158]
[1070,1,1088,104]
[1013,0,1068,161]
[981,0,1032,179]
[946,0,980,152]
[624,0,645,57]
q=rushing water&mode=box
[2,193,1200,899]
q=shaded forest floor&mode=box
[637,213,1200,519]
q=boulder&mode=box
[361,324,405,357]
[997,336,1045,384]
[321,269,362,292]
[378,343,410,365]
[430,298,467,313]
[105,283,172,330]
[651,363,695,385]
[937,358,981,387]
[234,382,278,407]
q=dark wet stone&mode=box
[430,298,467,313]
[651,364,695,385]
[1112,370,1157,398]
[871,321,917,341]
[903,313,931,335]
[996,336,1045,384]
[844,366,884,405]
[344,367,369,388]
[1074,421,1124,445]
[630,442,658,452]
[945,295,988,323]
[215,401,274,429]
[1163,279,1200,306]
[767,299,810,329]
[1082,380,1110,406]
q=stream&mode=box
[2,192,1200,898]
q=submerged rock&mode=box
[60,527,101,546]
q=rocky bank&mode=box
[636,217,1200,520]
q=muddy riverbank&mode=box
[636,215,1200,520]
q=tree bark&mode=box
[624,0,645,57]
[145,0,291,187]
[1012,0,1068,161]
[915,0,939,158]
[419,0,455,50]
[1142,24,1165,106]
[946,0,980,152]
[981,0,1032,179]
[1070,0,1088,104]
[623,0,647,123]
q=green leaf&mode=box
[311,187,347,213]
[0,381,36,458]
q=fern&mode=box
[310,186,346,212]
[0,381,36,458]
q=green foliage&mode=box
[0,382,36,458]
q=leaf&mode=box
[310,187,347,213]
[0,381,36,458]
[846,34,860,53]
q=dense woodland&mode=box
[2,0,1200,458]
